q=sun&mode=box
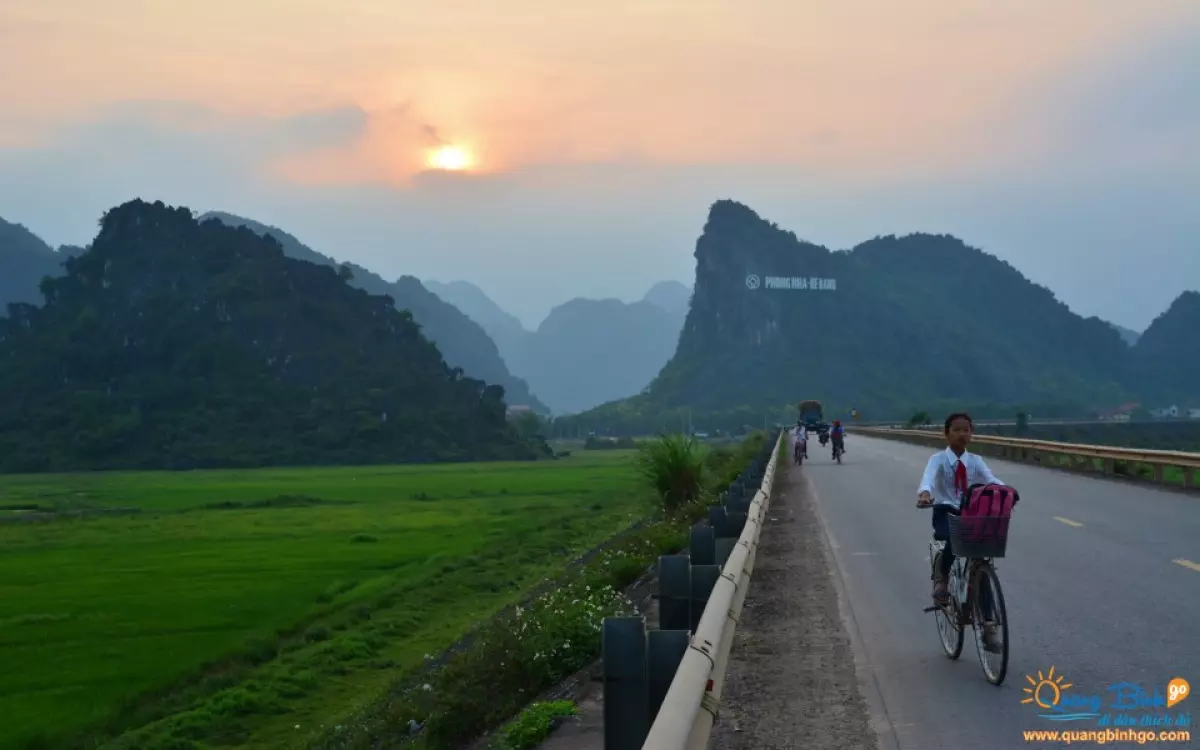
[427,145,473,171]
[1021,666,1073,708]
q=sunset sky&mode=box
[2,0,1197,329]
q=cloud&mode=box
[1,7,1198,330]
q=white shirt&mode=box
[917,447,1004,508]
[796,427,807,441]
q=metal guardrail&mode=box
[600,430,784,749]
[854,427,1200,489]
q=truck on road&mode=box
[798,400,825,429]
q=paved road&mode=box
[802,435,1199,749]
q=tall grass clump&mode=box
[635,434,709,515]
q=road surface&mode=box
[800,435,1199,749]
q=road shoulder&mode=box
[711,461,879,750]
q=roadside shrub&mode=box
[706,430,768,496]
[376,567,640,748]
[635,434,708,514]
[310,515,686,750]
[498,700,577,749]
[584,436,637,450]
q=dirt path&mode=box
[710,461,878,750]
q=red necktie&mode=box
[954,459,968,499]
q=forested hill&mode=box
[644,199,1134,417]
[0,217,80,309]
[199,212,547,413]
[1130,290,1200,404]
[0,200,538,473]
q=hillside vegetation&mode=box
[199,212,548,413]
[0,200,537,472]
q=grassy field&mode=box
[0,452,652,750]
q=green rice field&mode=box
[0,451,651,750]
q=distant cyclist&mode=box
[829,420,845,459]
[793,424,808,462]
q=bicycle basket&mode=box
[948,514,1010,559]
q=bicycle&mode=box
[832,440,844,464]
[919,505,1012,685]
[793,440,805,465]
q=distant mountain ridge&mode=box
[0,218,83,309]
[643,280,691,317]
[1110,323,1141,346]
[6,206,1187,424]
[424,279,692,414]
[198,212,547,413]
[422,279,530,365]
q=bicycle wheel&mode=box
[932,548,964,659]
[972,563,1009,685]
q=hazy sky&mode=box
[2,1,1197,330]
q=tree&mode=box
[907,411,932,428]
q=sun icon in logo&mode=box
[1022,666,1073,708]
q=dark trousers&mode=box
[931,506,956,577]
[931,506,996,617]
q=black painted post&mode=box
[689,522,715,565]
[724,511,747,538]
[603,617,649,749]
[657,554,691,631]
[689,564,721,631]
[714,537,737,566]
[707,505,729,538]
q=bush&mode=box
[705,431,767,497]
[498,700,577,749]
[635,434,708,514]
[415,579,634,747]
[583,436,637,450]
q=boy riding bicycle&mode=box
[916,413,1004,602]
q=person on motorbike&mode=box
[829,420,845,458]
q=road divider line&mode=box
[1054,516,1084,527]
[1173,559,1200,573]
